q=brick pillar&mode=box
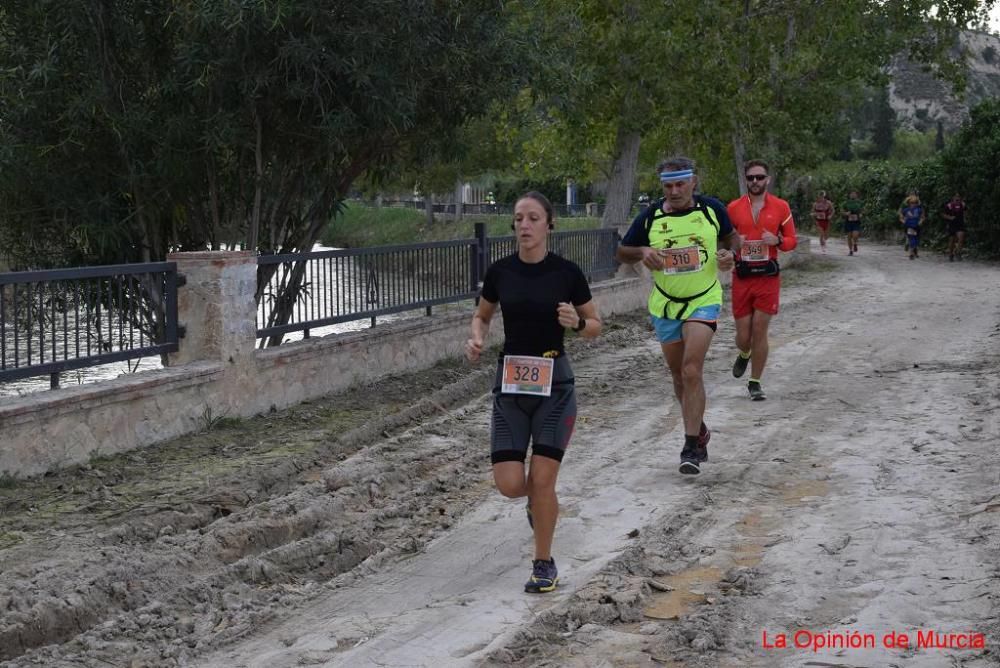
[167,251,257,367]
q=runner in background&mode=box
[810,191,835,252]
[842,191,864,256]
[466,191,601,594]
[616,157,736,475]
[898,194,925,260]
[727,160,798,401]
[942,193,967,262]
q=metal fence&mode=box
[0,263,180,388]
[0,227,620,385]
[256,239,481,343]
[257,225,620,343]
[487,228,620,283]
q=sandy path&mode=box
[202,241,1000,668]
[3,239,998,667]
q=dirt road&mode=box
[2,239,998,667]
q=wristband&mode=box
[574,317,587,332]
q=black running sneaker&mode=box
[732,353,750,378]
[680,442,701,474]
[748,381,767,401]
[524,558,558,593]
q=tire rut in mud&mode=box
[1,316,652,666]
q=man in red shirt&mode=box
[727,160,797,400]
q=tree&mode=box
[872,87,898,158]
[495,0,994,217]
[938,99,1000,255]
[0,0,528,344]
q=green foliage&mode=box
[482,0,994,216]
[872,88,898,159]
[938,99,1000,254]
[891,130,938,162]
[0,1,528,268]
[322,205,429,248]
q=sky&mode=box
[988,6,1000,32]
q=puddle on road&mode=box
[781,479,830,504]
[640,473,835,625]
[643,566,723,620]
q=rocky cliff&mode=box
[889,30,1000,131]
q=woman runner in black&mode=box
[465,191,602,593]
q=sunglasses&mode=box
[746,174,768,182]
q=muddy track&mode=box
[479,248,1000,668]
[0,315,651,666]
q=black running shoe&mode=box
[732,353,750,378]
[680,443,701,475]
[748,381,767,401]
[524,558,558,593]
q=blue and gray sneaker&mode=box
[524,558,558,593]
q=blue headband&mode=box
[659,170,694,182]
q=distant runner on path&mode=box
[842,191,864,256]
[899,194,925,260]
[465,191,602,594]
[942,193,967,262]
[616,156,736,475]
[810,191,835,252]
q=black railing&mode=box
[0,229,621,380]
[256,239,481,343]
[488,229,620,283]
[257,226,620,343]
[0,263,180,388]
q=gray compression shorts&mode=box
[490,355,577,464]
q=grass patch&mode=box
[321,203,602,248]
[0,531,24,550]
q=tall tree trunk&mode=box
[733,0,752,196]
[733,130,748,195]
[601,127,641,229]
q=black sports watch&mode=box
[574,317,587,332]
